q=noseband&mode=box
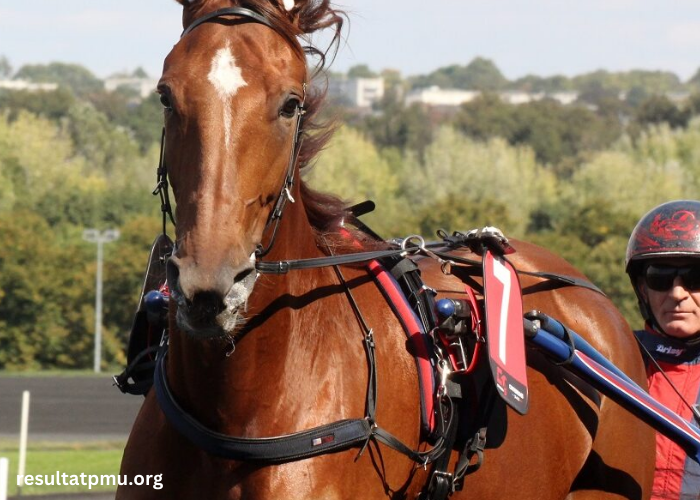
[154,7,307,257]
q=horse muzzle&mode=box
[166,252,258,337]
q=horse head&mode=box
[160,0,340,337]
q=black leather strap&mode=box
[154,352,375,462]
[430,250,605,296]
[256,248,409,274]
[181,7,274,37]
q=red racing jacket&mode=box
[636,325,700,500]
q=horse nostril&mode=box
[189,291,226,323]
[166,258,181,295]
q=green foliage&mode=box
[572,69,684,94]
[0,100,158,370]
[0,212,93,369]
[0,55,12,78]
[305,126,404,236]
[410,57,508,91]
[452,93,517,141]
[5,57,700,371]
[510,74,572,92]
[635,95,690,129]
[0,87,76,121]
[688,67,700,90]
[66,101,141,175]
[347,64,377,78]
[359,101,434,156]
[400,126,557,236]
[15,62,104,97]
[453,96,622,167]
[86,91,163,153]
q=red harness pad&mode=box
[369,260,437,434]
[483,249,529,415]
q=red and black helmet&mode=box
[626,200,700,273]
[626,200,700,324]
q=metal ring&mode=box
[401,235,426,251]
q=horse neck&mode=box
[166,190,362,431]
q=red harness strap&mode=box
[369,260,438,433]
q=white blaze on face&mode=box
[207,44,247,148]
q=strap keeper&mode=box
[427,470,454,499]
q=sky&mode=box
[1,0,700,82]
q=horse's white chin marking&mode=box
[218,253,258,333]
[207,44,247,149]
[176,254,259,337]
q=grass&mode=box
[0,440,125,496]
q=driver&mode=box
[626,199,700,500]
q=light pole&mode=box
[83,229,120,373]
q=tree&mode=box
[409,57,508,91]
[305,126,404,236]
[400,126,557,236]
[625,86,650,109]
[576,80,621,107]
[0,56,12,79]
[635,95,690,129]
[510,100,621,167]
[132,67,149,78]
[347,64,377,79]
[572,69,682,95]
[0,87,76,121]
[88,91,164,152]
[511,74,572,93]
[452,93,517,141]
[0,211,96,369]
[65,101,142,176]
[15,62,103,96]
[359,102,435,157]
[688,67,700,90]
[460,57,509,90]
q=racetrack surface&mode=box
[0,375,143,441]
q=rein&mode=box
[254,232,606,297]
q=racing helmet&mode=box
[626,200,700,323]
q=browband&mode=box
[181,7,275,37]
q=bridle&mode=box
[152,4,453,470]
[154,6,308,258]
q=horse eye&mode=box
[159,93,173,110]
[280,98,300,118]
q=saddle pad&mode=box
[368,260,437,434]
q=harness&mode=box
[116,6,608,499]
[116,221,605,498]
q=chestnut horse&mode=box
[118,1,654,498]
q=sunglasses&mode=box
[644,264,700,292]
